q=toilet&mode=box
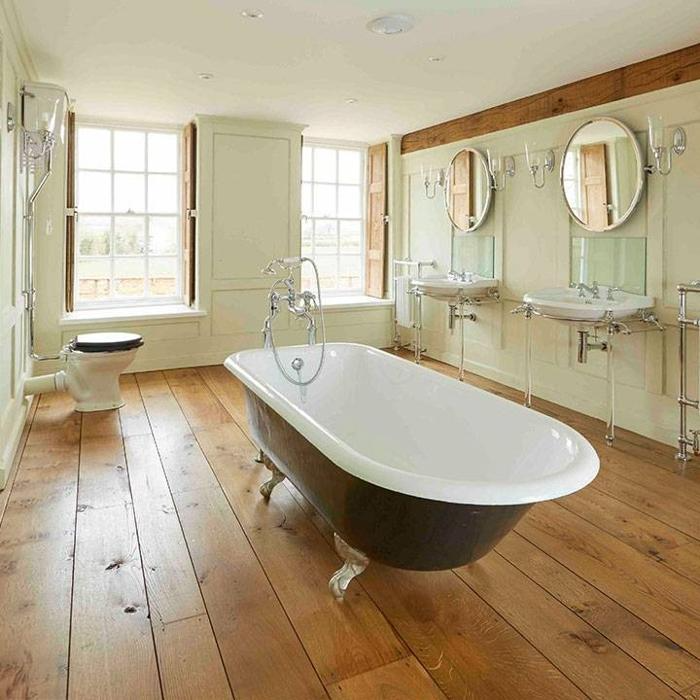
[24,331,144,412]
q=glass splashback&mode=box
[452,235,495,279]
[570,237,646,294]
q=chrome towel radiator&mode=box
[392,258,436,353]
[677,282,700,461]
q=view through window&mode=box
[75,124,181,307]
[301,143,365,294]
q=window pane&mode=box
[301,218,313,254]
[114,258,145,297]
[114,173,145,213]
[338,185,360,218]
[114,216,145,255]
[148,132,178,172]
[149,256,178,296]
[78,171,111,212]
[315,256,338,289]
[314,148,336,182]
[314,220,337,252]
[148,174,178,213]
[78,128,110,170]
[338,150,361,184]
[301,183,312,217]
[77,258,110,300]
[77,216,111,256]
[313,184,336,217]
[338,256,361,289]
[149,216,178,255]
[302,147,312,181]
[339,220,361,253]
[114,130,145,171]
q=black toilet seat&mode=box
[69,332,144,353]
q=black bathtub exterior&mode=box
[245,388,531,570]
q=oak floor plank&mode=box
[195,421,409,686]
[135,372,222,494]
[69,502,161,700]
[164,368,234,430]
[198,364,252,438]
[138,375,327,699]
[153,615,233,700]
[360,564,586,699]
[457,551,680,699]
[496,532,700,696]
[517,502,700,659]
[123,432,208,626]
[174,485,328,700]
[591,468,700,541]
[119,373,152,438]
[69,416,161,700]
[0,392,78,699]
[326,656,447,699]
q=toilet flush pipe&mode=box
[24,370,66,397]
[23,148,61,362]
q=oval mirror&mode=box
[444,147,493,232]
[561,117,644,232]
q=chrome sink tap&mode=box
[606,286,622,301]
[572,281,600,300]
[448,270,474,283]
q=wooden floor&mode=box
[2,351,700,699]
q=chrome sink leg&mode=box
[414,292,423,364]
[605,329,616,446]
[329,533,369,600]
[259,459,286,500]
[524,308,534,407]
[458,301,466,381]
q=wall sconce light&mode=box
[525,141,555,189]
[421,164,445,199]
[486,149,515,191]
[645,115,686,176]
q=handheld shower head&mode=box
[261,256,308,276]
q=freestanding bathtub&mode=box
[224,343,599,598]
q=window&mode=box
[74,124,181,308]
[301,142,365,294]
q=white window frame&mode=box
[74,120,183,310]
[301,138,367,296]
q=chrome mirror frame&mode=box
[560,117,645,233]
[444,147,493,233]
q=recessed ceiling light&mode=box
[198,72,215,80]
[345,98,358,104]
[366,14,414,36]
[241,8,264,19]
[428,56,445,63]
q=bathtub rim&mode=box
[224,342,600,506]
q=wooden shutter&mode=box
[580,143,609,230]
[64,110,76,312]
[365,142,388,298]
[182,122,197,305]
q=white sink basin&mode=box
[523,286,654,322]
[411,275,499,304]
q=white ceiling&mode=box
[12,0,700,143]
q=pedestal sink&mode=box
[514,284,662,446]
[409,274,500,380]
[522,285,654,323]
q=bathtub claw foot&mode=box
[329,533,369,600]
[254,449,265,464]
[259,462,285,500]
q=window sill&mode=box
[321,295,393,311]
[60,304,207,327]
